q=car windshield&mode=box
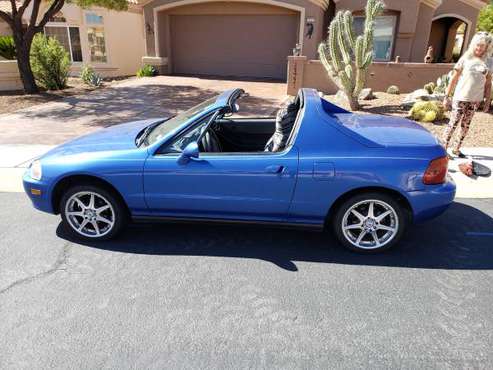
[143,98,216,146]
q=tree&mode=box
[477,4,493,33]
[0,0,127,94]
[318,0,384,110]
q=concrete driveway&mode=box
[0,76,288,145]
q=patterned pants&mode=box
[442,101,478,152]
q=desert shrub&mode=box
[409,101,445,122]
[434,73,452,94]
[137,64,156,77]
[0,36,16,60]
[424,82,436,94]
[30,34,70,90]
[80,65,103,87]
[386,85,400,94]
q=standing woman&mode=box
[442,32,493,158]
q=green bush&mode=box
[30,34,70,90]
[409,101,445,123]
[477,4,493,33]
[386,85,400,94]
[80,65,103,87]
[423,82,435,95]
[137,64,157,77]
[0,35,16,60]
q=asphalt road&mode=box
[1,193,493,369]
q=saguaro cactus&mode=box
[318,0,384,110]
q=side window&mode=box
[160,118,208,154]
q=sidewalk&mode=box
[448,147,493,198]
[1,145,491,198]
[0,144,54,192]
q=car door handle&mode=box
[265,165,286,174]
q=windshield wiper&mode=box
[136,124,156,147]
[136,117,174,147]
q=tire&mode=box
[60,184,127,241]
[332,192,409,253]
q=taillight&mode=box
[423,156,448,185]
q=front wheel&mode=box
[60,185,127,241]
[332,192,409,253]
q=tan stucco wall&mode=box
[336,0,422,61]
[410,2,436,62]
[96,8,145,76]
[1,3,145,82]
[0,20,11,36]
[334,0,484,63]
[434,0,482,50]
[144,0,325,61]
[0,60,22,91]
[287,56,454,95]
[39,4,145,77]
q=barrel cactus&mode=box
[409,101,445,123]
[318,0,384,110]
[423,82,435,94]
[386,85,400,94]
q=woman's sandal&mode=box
[452,150,466,158]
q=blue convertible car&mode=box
[24,88,455,252]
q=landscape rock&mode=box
[359,88,375,100]
[421,93,445,102]
[401,89,445,109]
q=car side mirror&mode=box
[178,142,199,164]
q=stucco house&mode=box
[0,0,488,83]
[0,0,145,78]
[143,0,489,80]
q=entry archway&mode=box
[429,14,471,63]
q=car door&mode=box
[143,147,299,221]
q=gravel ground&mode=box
[325,92,493,148]
[0,77,123,115]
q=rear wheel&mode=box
[60,185,127,241]
[332,192,409,253]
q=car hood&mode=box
[43,118,165,158]
[332,113,439,146]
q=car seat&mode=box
[264,98,299,152]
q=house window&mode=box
[354,15,397,61]
[44,26,83,62]
[85,13,104,25]
[86,13,107,63]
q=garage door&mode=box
[170,14,298,80]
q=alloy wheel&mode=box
[64,191,115,238]
[341,199,399,250]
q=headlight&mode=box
[30,160,42,180]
